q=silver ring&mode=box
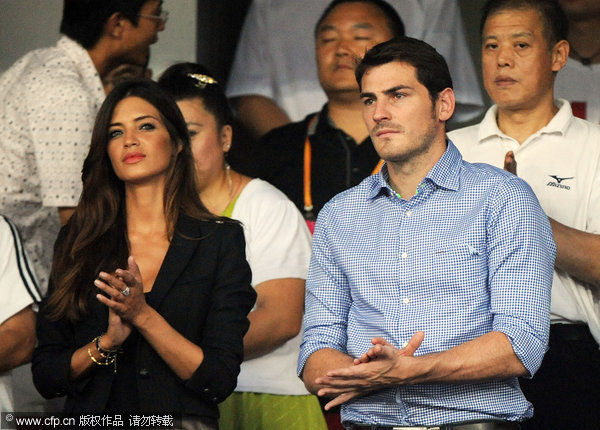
[121,286,130,297]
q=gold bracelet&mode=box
[94,335,120,357]
[87,344,116,366]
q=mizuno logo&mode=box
[547,175,574,190]
[549,175,574,184]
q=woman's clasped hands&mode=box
[94,256,148,347]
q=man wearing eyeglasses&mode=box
[0,0,165,412]
[0,0,165,296]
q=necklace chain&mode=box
[225,163,234,196]
[222,164,242,214]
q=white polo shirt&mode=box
[448,100,600,345]
[0,216,43,413]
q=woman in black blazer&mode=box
[32,79,256,430]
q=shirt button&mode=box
[406,211,412,217]
[402,341,409,348]
[403,298,410,304]
[401,252,408,259]
[204,388,210,393]
[139,368,150,379]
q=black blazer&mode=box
[32,215,256,421]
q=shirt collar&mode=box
[368,140,462,199]
[58,36,97,76]
[312,103,372,146]
[311,103,335,136]
[57,36,105,103]
[477,99,574,143]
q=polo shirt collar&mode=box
[312,103,372,147]
[57,36,105,103]
[311,103,339,136]
[477,99,574,144]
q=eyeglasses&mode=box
[138,10,169,24]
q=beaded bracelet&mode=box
[95,334,120,357]
[89,336,121,373]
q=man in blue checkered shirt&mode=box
[298,38,556,430]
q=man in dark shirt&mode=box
[233,0,405,226]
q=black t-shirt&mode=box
[232,104,380,219]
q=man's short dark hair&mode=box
[480,0,568,48]
[315,0,406,39]
[355,37,453,103]
[60,0,148,49]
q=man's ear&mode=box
[104,12,125,39]
[436,87,455,122]
[551,40,569,73]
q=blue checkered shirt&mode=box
[298,141,556,426]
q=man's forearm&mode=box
[0,307,36,371]
[310,331,528,410]
[58,207,75,225]
[230,95,291,139]
[302,347,354,394]
[550,218,600,289]
[408,331,529,384]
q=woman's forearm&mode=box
[134,305,204,380]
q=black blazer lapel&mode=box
[146,215,203,310]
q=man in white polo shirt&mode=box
[448,0,600,428]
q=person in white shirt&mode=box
[448,1,600,428]
[554,0,600,123]
[0,216,43,413]
[158,62,327,430]
[0,0,166,290]
[227,0,484,139]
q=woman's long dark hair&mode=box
[46,79,213,321]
